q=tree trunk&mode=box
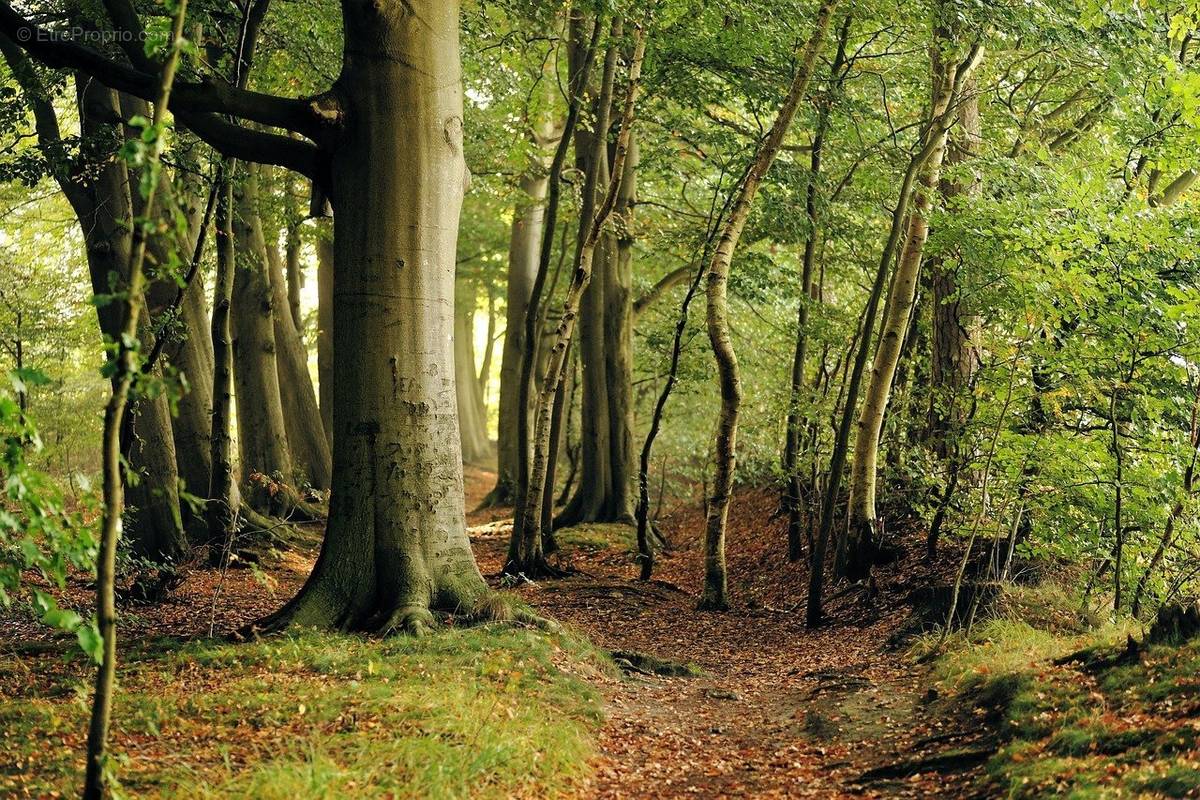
[926,75,981,455]
[232,163,297,511]
[259,0,487,632]
[83,10,188,792]
[845,30,981,581]
[510,18,645,575]
[207,158,239,549]
[262,187,333,491]
[285,207,304,330]
[77,79,188,563]
[456,300,492,463]
[700,0,838,611]
[784,17,849,563]
[488,172,547,505]
[506,11,601,568]
[316,232,334,448]
[556,122,637,528]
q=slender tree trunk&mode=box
[285,214,304,329]
[208,161,238,547]
[489,173,548,503]
[456,300,493,463]
[555,36,617,528]
[259,0,488,632]
[542,341,573,547]
[699,0,837,611]
[784,17,849,563]
[845,32,982,582]
[806,107,950,626]
[1111,384,1124,613]
[316,233,334,448]
[478,285,496,399]
[506,12,603,570]
[84,8,187,793]
[635,259,709,579]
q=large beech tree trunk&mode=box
[845,22,982,580]
[556,125,637,528]
[699,0,837,611]
[261,0,487,632]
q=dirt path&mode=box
[465,468,993,799]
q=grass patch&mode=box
[0,623,608,799]
[556,523,636,554]
[924,583,1200,798]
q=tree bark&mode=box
[232,162,298,512]
[262,182,332,491]
[506,10,603,571]
[557,133,637,526]
[84,8,187,793]
[699,0,838,611]
[510,18,645,575]
[208,161,238,547]
[456,298,493,463]
[79,80,189,563]
[316,232,334,448]
[845,30,982,582]
[926,74,981,456]
[784,16,850,563]
[259,0,488,632]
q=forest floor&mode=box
[1,466,1002,798]
[461,468,995,799]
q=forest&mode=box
[3,0,1200,796]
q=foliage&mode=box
[0,371,99,658]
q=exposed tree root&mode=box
[239,587,559,641]
[610,649,700,677]
[857,746,995,782]
[475,482,516,511]
[368,605,435,637]
[501,555,571,582]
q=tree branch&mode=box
[0,1,326,139]
[633,263,695,318]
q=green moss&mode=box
[556,523,636,553]
[0,625,606,799]
[1133,766,1200,797]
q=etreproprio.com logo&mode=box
[15,26,157,44]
